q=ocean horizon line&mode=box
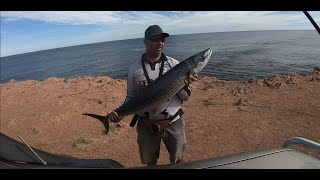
[1,29,315,58]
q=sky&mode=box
[1,11,319,57]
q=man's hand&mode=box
[185,74,198,84]
[108,111,124,123]
[189,74,198,84]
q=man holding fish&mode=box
[109,25,197,166]
[84,25,212,166]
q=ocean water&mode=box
[1,30,319,84]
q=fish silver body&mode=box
[83,48,213,134]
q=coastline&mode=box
[1,68,319,167]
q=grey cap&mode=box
[145,25,170,40]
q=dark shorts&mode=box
[136,116,186,164]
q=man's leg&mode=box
[147,160,158,166]
[137,119,161,165]
[176,158,184,163]
[162,117,186,164]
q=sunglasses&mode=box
[150,37,165,43]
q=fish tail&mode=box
[82,113,110,134]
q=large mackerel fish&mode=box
[83,48,213,134]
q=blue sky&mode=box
[1,11,319,57]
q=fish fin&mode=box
[82,113,110,134]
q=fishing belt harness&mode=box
[129,53,185,127]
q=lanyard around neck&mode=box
[141,53,166,84]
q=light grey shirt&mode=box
[125,54,190,123]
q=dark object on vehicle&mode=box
[303,11,320,35]
[0,132,124,169]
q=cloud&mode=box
[2,11,318,31]
[0,11,302,23]
[1,11,319,57]
[1,11,123,25]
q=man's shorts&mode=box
[136,116,186,164]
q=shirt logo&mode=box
[136,79,155,91]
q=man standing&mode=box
[109,25,196,166]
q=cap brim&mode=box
[163,33,170,37]
[151,33,170,39]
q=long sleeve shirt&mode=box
[124,53,190,123]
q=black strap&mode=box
[141,53,166,84]
[133,108,183,127]
[144,112,149,118]
[129,114,140,127]
[141,56,152,84]
[159,60,165,77]
[182,85,191,96]
[168,108,184,122]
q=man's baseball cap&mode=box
[145,25,170,40]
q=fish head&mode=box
[192,48,212,74]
